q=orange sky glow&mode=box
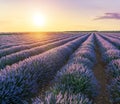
[0,0,120,32]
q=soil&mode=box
[93,46,111,104]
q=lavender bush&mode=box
[96,34,120,103]
[0,35,78,58]
[101,35,120,49]
[102,49,120,63]
[0,35,88,103]
[68,57,94,69]
[106,59,120,78]
[95,35,117,54]
[52,63,98,97]
[30,34,98,104]
[73,50,96,64]
[108,77,120,103]
[0,35,86,69]
[49,34,98,99]
[32,92,92,104]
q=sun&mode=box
[33,13,45,27]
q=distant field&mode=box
[0,32,120,104]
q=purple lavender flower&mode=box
[108,77,120,103]
[102,49,120,63]
[106,59,120,78]
[32,92,92,104]
[0,34,88,103]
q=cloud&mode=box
[95,13,120,20]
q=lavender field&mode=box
[0,32,120,104]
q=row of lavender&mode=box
[0,34,83,69]
[100,34,120,49]
[96,34,120,103]
[0,34,79,59]
[0,32,77,50]
[32,34,98,104]
[0,34,89,103]
[0,34,66,50]
[0,34,46,48]
[0,33,65,46]
[103,33,120,39]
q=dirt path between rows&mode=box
[93,46,111,104]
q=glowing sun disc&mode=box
[33,13,45,27]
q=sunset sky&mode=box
[0,0,120,32]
